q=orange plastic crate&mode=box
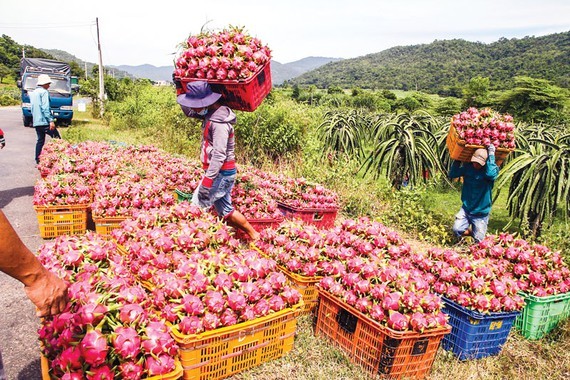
[175,62,272,112]
[446,124,512,166]
[41,354,183,379]
[93,216,127,238]
[314,290,450,380]
[34,204,89,239]
[170,303,302,380]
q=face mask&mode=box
[196,108,208,116]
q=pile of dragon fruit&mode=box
[112,203,302,335]
[471,234,570,296]
[37,233,179,378]
[451,107,516,149]
[174,26,271,82]
[35,140,338,222]
[409,247,525,313]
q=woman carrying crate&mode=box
[177,81,259,240]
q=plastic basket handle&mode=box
[312,212,324,221]
[336,308,358,334]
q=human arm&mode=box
[40,90,55,129]
[0,210,68,316]
[448,160,464,179]
[485,145,499,180]
[200,122,230,197]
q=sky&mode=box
[1,0,569,68]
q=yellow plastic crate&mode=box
[34,204,88,239]
[41,355,183,379]
[279,267,321,316]
[93,216,127,239]
[171,303,302,380]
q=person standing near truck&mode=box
[30,74,61,164]
[448,145,499,243]
[177,81,260,240]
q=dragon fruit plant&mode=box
[471,234,570,297]
[174,25,271,81]
[452,107,516,149]
[112,203,302,335]
[37,233,179,379]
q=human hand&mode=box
[487,144,496,155]
[0,143,4,149]
[198,185,211,203]
[24,268,68,317]
[49,121,56,130]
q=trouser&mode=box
[452,207,490,243]
[35,125,61,164]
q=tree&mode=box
[497,76,569,124]
[462,76,490,108]
[0,63,12,83]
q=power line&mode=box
[0,22,95,29]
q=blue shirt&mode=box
[30,86,53,126]
[448,154,499,216]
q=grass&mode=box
[60,104,570,380]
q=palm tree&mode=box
[360,111,446,189]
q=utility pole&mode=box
[96,17,105,117]
[22,47,25,58]
[84,61,88,80]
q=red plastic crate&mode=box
[277,202,338,229]
[175,62,272,112]
[234,215,284,240]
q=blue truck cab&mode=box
[17,58,74,127]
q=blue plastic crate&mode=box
[441,297,520,360]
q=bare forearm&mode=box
[0,210,45,286]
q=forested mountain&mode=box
[287,31,570,95]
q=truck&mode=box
[17,58,75,127]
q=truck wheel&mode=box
[23,116,33,127]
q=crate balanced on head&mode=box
[446,107,516,167]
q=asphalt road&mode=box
[0,105,52,380]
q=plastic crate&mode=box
[175,189,193,203]
[93,216,127,238]
[170,302,302,380]
[175,62,272,112]
[446,124,512,166]
[314,290,450,380]
[515,291,570,340]
[281,269,321,316]
[441,297,520,360]
[277,202,338,229]
[34,204,89,239]
[234,216,284,240]
[41,354,183,379]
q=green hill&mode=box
[287,31,570,95]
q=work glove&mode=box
[487,144,496,156]
[198,185,211,204]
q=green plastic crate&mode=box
[515,291,570,340]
